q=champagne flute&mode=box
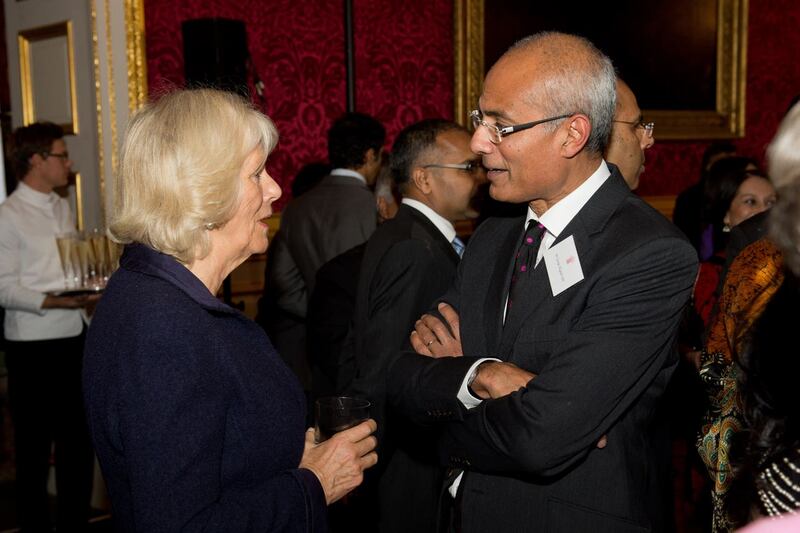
[89,228,109,288]
[72,235,95,289]
[55,232,77,289]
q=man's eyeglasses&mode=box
[422,160,483,174]
[42,151,70,160]
[470,109,571,144]
[613,119,655,139]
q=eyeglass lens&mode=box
[470,111,502,143]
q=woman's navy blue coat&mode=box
[83,244,326,532]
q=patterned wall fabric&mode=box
[354,0,454,141]
[144,0,798,203]
[144,0,452,210]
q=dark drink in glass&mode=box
[314,397,370,443]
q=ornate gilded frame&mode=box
[18,21,79,134]
[453,0,748,140]
[124,0,148,112]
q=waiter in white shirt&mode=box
[0,122,96,531]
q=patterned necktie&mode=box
[451,236,465,258]
[506,220,547,315]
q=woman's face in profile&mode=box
[725,174,777,228]
[214,148,282,262]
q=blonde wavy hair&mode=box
[110,89,278,264]
[767,101,800,276]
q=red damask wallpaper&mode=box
[144,0,453,210]
[144,1,799,203]
[354,0,454,138]
[637,0,800,196]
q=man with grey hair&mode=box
[388,32,697,532]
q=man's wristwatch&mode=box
[466,363,483,398]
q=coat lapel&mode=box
[484,216,526,354]
[405,205,460,265]
[494,168,630,358]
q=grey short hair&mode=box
[110,89,278,264]
[508,32,617,154]
[374,155,395,201]
[767,101,800,276]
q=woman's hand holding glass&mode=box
[299,419,378,504]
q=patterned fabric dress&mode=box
[698,239,784,531]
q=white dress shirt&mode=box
[401,198,457,242]
[0,182,84,341]
[330,167,368,185]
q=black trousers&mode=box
[5,332,94,532]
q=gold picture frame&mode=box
[18,21,80,134]
[124,0,148,112]
[74,171,84,231]
[453,0,748,140]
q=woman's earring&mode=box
[722,224,731,233]
[204,222,217,230]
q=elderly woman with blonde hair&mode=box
[83,89,377,532]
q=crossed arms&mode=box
[388,236,697,478]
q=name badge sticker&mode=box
[543,235,584,296]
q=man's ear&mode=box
[410,167,433,195]
[28,152,45,169]
[364,147,379,165]
[559,114,591,158]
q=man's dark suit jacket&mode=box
[271,173,377,312]
[388,167,698,533]
[673,181,704,255]
[349,204,459,533]
[307,242,367,399]
[260,174,377,390]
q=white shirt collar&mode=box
[330,168,367,185]
[526,160,611,239]
[401,198,457,243]
[15,181,60,209]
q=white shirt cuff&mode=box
[456,358,501,409]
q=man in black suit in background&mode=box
[307,163,400,401]
[349,119,480,532]
[262,113,385,392]
[388,32,698,532]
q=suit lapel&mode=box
[495,168,630,357]
[484,217,526,354]
[405,205,460,265]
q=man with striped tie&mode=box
[347,118,481,533]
